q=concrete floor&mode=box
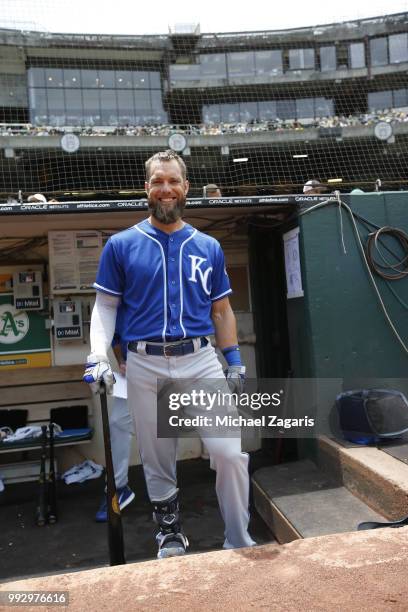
[0,455,274,582]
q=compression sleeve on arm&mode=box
[90,291,120,358]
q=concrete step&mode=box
[252,458,385,543]
[317,435,408,520]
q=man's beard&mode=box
[148,195,186,225]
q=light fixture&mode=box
[327,178,343,183]
[233,157,248,163]
[293,154,308,159]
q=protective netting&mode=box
[1,5,408,201]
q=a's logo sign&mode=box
[188,255,212,295]
[0,304,29,344]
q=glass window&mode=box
[150,89,164,111]
[315,97,333,117]
[28,67,45,88]
[117,90,135,125]
[258,100,277,120]
[289,49,315,69]
[81,69,99,88]
[149,71,161,88]
[169,64,200,81]
[133,71,150,88]
[82,89,101,125]
[320,46,336,71]
[370,37,388,66]
[45,68,64,88]
[115,70,133,88]
[202,104,221,123]
[134,89,151,123]
[276,99,296,119]
[65,89,83,125]
[393,88,408,107]
[47,89,65,126]
[254,50,283,76]
[98,70,115,88]
[296,98,314,119]
[350,43,365,68]
[227,52,255,77]
[199,54,227,78]
[29,87,48,125]
[220,103,240,122]
[63,69,81,88]
[100,89,117,124]
[389,33,408,63]
[368,90,393,110]
[239,102,258,121]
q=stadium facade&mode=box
[0,12,408,198]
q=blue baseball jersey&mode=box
[94,219,232,342]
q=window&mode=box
[220,103,240,123]
[63,69,81,88]
[368,90,393,111]
[200,54,227,78]
[45,68,64,88]
[149,72,161,88]
[239,102,258,121]
[98,70,115,89]
[393,88,408,108]
[389,33,408,63]
[320,46,336,72]
[370,37,388,66]
[100,89,117,124]
[115,70,133,88]
[276,99,296,119]
[227,52,256,77]
[254,50,283,76]
[134,90,151,123]
[289,49,315,70]
[350,43,365,69]
[29,88,47,125]
[169,64,200,81]
[202,104,221,123]
[81,69,99,88]
[65,89,83,124]
[296,98,314,119]
[258,100,277,120]
[47,89,65,126]
[315,98,333,117]
[82,89,100,125]
[117,90,135,125]
[133,71,150,88]
[28,67,45,88]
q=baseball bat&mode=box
[100,383,126,565]
[35,425,47,526]
[47,422,57,524]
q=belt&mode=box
[128,337,208,357]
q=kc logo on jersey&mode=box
[188,255,213,295]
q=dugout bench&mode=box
[0,366,93,483]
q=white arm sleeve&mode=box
[89,291,120,359]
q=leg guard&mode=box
[153,493,189,559]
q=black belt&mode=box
[128,337,208,357]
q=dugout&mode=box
[0,192,407,482]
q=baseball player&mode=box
[84,149,255,559]
[94,326,135,522]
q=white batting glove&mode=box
[83,354,115,395]
[225,365,246,395]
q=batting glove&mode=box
[83,354,115,395]
[225,365,246,395]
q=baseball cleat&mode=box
[156,531,189,559]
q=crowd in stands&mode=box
[1,108,407,138]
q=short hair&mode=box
[203,184,221,197]
[145,150,187,181]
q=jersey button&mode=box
[169,237,174,242]
[170,257,175,262]
[171,280,176,285]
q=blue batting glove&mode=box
[83,354,115,395]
